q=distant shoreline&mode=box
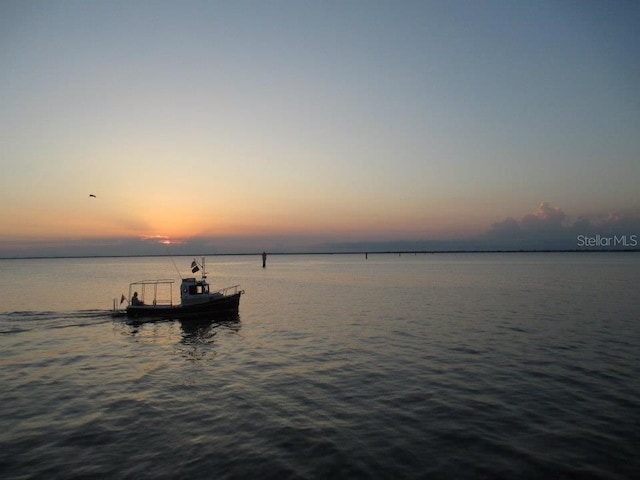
[1,249,639,260]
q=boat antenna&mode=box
[201,256,207,280]
[164,244,183,279]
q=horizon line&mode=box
[1,249,639,261]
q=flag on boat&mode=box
[191,260,200,273]
[120,294,126,304]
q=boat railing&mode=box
[129,279,175,286]
[129,279,175,306]
[215,284,243,296]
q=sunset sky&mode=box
[1,0,639,256]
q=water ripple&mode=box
[2,254,640,479]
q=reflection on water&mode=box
[120,314,241,362]
[179,314,241,344]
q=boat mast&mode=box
[202,256,207,281]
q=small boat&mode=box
[113,257,243,319]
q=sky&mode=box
[1,0,639,256]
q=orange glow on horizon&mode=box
[139,235,190,246]
[0,186,492,248]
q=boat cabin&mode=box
[180,277,222,306]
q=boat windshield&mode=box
[188,284,209,295]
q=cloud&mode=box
[487,202,640,250]
[521,202,567,230]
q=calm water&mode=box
[1,253,639,479]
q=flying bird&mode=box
[89,194,96,198]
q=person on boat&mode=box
[131,291,143,306]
